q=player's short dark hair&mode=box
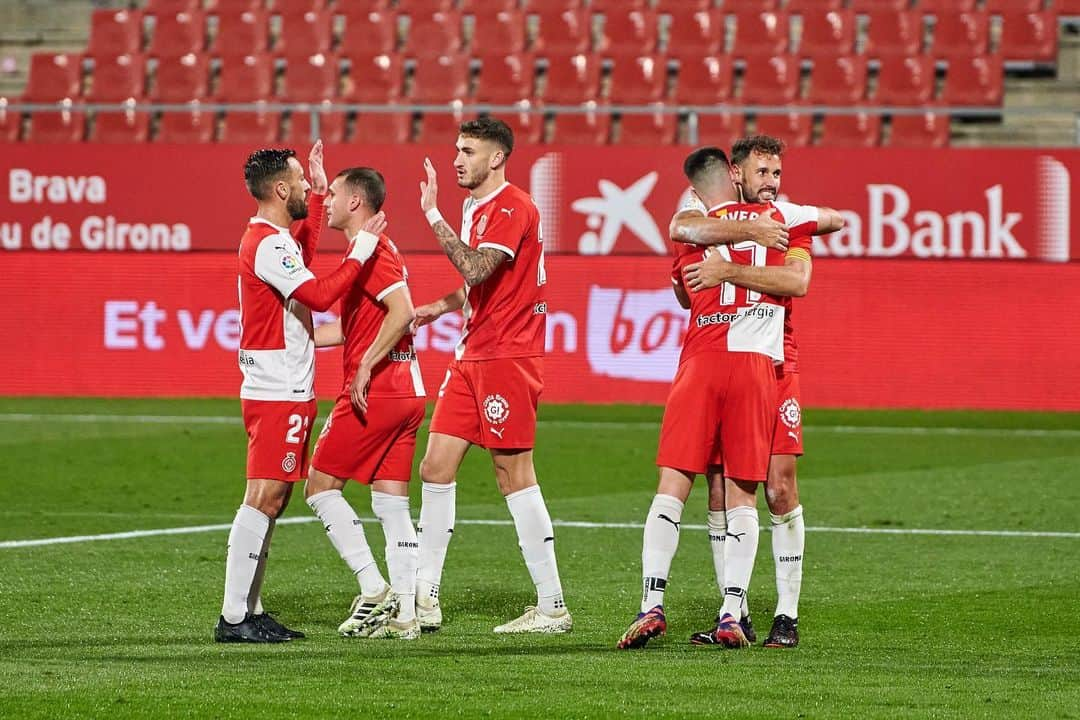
[243,148,297,201]
[731,135,786,166]
[336,166,386,212]
[682,146,731,186]
[459,116,514,156]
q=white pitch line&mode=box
[1,413,1078,437]
[2,516,1078,549]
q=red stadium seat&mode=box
[786,0,844,12]
[145,0,201,14]
[608,55,668,105]
[806,54,868,105]
[272,0,329,21]
[673,55,734,105]
[156,104,216,142]
[599,10,659,57]
[984,0,1044,11]
[148,10,206,58]
[353,109,413,144]
[23,53,83,101]
[493,106,544,144]
[334,0,391,16]
[740,54,801,105]
[151,53,210,101]
[692,112,747,148]
[92,108,151,143]
[888,112,949,147]
[471,10,527,55]
[221,109,281,143]
[864,10,924,57]
[655,0,711,10]
[205,0,263,12]
[664,8,723,60]
[941,55,1004,105]
[998,11,1058,64]
[723,0,780,10]
[731,11,790,60]
[850,0,909,11]
[532,8,591,55]
[875,56,936,105]
[403,11,463,58]
[215,55,274,101]
[541,52,600,104]
[819,112,881,147]
[475,54,536,104]
[416,108,477,144]
[526,0,585,8]
[397,0,455,12]
[930,11,989,59]
[209,10,270,58]
[1056,0,1080,13]
[87,10,144,57]
[281,53,339,101]
[411,55,470,103]
[283,106,347,144]
[550,107,611,144]
[340,11,397,56]
[87,54,146,101]
[919,0,977,12]
[342,52,404,103]
[754,112,812,147]
[28,108,86,142]
[798,9,856,58]
[0,103,20,142]
[461,0,519,11]
[618,106,676,146]
[275,10,334,57]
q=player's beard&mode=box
[287,192,308,221]
[458,166,488,190]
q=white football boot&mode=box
[416,594,442,633]
[338,588,399,637]
[493,606,573,634]
[368,616,422,640]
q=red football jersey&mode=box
[238,217,318,402]
[455,182,546,361]
[339,235,425,399]
[672,201,811,365]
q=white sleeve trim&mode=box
[478,241,515,259]
[772,200,819,229]
[375,280,407,302]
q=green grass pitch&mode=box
[1,398,1078,719]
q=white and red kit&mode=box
[311,234,426,484]
[237,193,360,481]
[656,200,812,480]
[428,182,547,449]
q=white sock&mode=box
[416,481,456,605]
[307,489,387,597]
[247,517,275,615]
[222,504,269,624]
[720,505,760,620]
[372,491,418,622]
[640,494,684,612]
[707,509,726,605]
[505,485,566,615]
[771,504,805,619]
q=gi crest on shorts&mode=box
[483,394,510,425]
[779,398,801,429]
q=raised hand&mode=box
[361,210,387,237]
[420,157,439,213]
[308,138,327,195]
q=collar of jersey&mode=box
[467,181,510,208]
[249,216,291,232]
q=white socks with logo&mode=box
[222,504,270,624]
[771,504,805,619]
[416,481,456,605]
[506,485,566,616]
[640,494,684,613]
[307,489,387,597]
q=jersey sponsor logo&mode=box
[280,253,302,274]
[533,301,547,315]
[476,213,488,237]
[571,172,666,255]
[483,393,510,425]
[695,304,777,328]
[238,350,256,367]
[779,397,801,429]
[389,349,416,362]
[281,451,297,473]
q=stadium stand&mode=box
[0,0,1077,146]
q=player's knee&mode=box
[419,457,454,485]
[765,475,798,515]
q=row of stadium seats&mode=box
[134,0,1080,14]
[82,7,1060,63]
[0,105,950,147]
[19,52,1005,108]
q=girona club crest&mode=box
[483,394,510,425]
[281,451,297,473]
[476,213,489,237]
[779,398,801,429]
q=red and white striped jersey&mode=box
[237,217,317,401]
